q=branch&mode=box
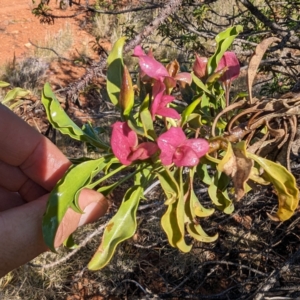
[28,39,75,62]
[66,0,184,100]
[251,248,300,300]
[85,4,163,15]
[238,0,286,35]
[124,0,184,52]
[238,0,300,50]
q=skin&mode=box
[0,104,108,277]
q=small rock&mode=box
[24,43,31,48]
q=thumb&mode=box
[54,189,108,248]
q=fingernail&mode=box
[78,197,108,227]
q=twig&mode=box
[124,0,182,52]
[28,39,74,62]
[66,0,184,100]
[29,218,109,269]
[250,248,300,300]
[85,4,163,15]
[30,175,162,269]
[111,279,148,295]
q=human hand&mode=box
[0,104,108,277]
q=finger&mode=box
[0,195,49,277]
[0,189,108,277]
[0,187,25,212]
[0,160,47,201]
[0,105,70,191]
[54,189,108,247]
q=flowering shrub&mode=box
[42,26,299,270]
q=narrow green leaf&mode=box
[42,83,109,150]
[2,87,30,104]
[159,168,191,252]
[208,171,234,214]
[187,223,218,243]
[140,109,156,139]
[176,168,193,252]
[207,25,243,74]
[196,163,212,185]
[0,81,10,88]
[88,186,143,270]
[63,234,78,249]
[181,97,201,125]
[248,153,299,221]
[43,83,83,135]
[192,72,211,95]
[183,170,216,241]
[161,201,179,247]
[43,157,107,252]
[190,189,215,217]
[107,37,127,106]
[157,168,180,201]
[186,113,203,129]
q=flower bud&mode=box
[193,54,208,79]
[119,65,134,117]
[216,52,240,82]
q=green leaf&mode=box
[186,113,203,129]
[43,157,107,252]
[188,168,214,217]
[181,97,201,125]
[208,171,234,214]
[200,93,211,119]
[176,168,193,252]
[190,188,215,217]
[197,162,212,185]
[139,95,156,140]
[0,81,10,88]
[187,223,218,243]
[42,83,84,136]
[88,185,143,270]
[157,168,180,203]
[206,67,227,84]
[207,25,243,74]
[184,169,216,241]
[63,234,78,249]
[42,83,109,150]
[161,201,180,246]
[248,153,299,221]
[192,72,211,95]
[127,117,145,137]
[107,37,127,106]
[159,168,192,252]
[2,87,30,105]
[82,122,104,142]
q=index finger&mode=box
[0,104,70,191]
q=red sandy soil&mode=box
[0,0,97,65]
[0,0,113,121]
[0,0,114,92]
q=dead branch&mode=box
[66,0,184,101]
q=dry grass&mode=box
[1,1,300,299]
[1,57,49,92]
[2,176,300,299]
[33,22,74,60]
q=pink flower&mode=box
[111,122,158,165]
[157,127,209,167]
[151,81,180,120]
[133,46,191,88]
[193,54,208,79]
[216,52,240,82]
[133,45,171,82]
